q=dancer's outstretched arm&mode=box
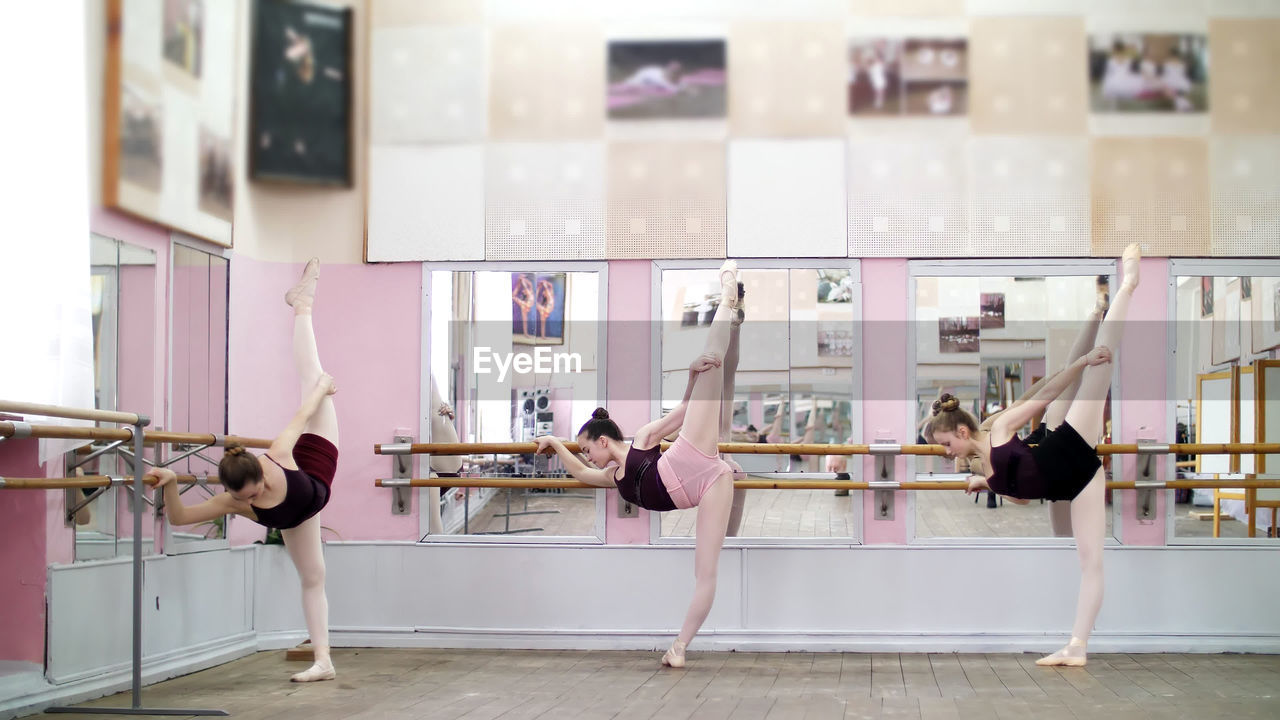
[535,436,617,488]
[989,348,1109,444]
[269,374,337,461]
[148,468,246,526]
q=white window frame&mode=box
[907,258,1123,546]
[650,258,864,547]
[1165,258,1280,547]
[418,261,609,545]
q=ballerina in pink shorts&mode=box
[536,259,741,669]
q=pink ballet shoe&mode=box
[1036,637,1087,667]
[1120,243,1141,290]
[661,639,687,668]
[290,661,336,682]
[285,258,320,308]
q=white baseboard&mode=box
[325,627,1280,655]
[0,634,256,720]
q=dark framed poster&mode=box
[249,0,353,185]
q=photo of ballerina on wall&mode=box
[1089,34,1208,113]
[512,272,567,345]
[849,37,967,116]
[607,40,726,119]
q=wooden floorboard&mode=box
[49,650,1280,720]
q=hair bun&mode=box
[932,393,961,415]
[591,407,610,420]
[224,442,245,457]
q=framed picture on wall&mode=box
[1255,276,1280,353]
[513,273,567,345]
[104,0,237,246]
[249,0,353,185]
[1201,276,1214,317]
[848,37,968,116]
[980,292,1005,329]
[607,40,726,119]
[1211,278,1241,365]
[1087,33,1208,113]
[938,317,979,354]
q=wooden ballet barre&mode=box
[0,398,144,426]
[0,422,270,449]
[374,441,950,456]
[376,440,1280,457]
[374,475,1280,492]
[0,474,218,490]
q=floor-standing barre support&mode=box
[41,410,228,717]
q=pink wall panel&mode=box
[605,260,653,545]
[0,438,48,663]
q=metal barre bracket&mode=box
[872,439,895,521]
[9,421,32,439]
[211,434,227,447]
[0,477,6,488]
[381,443,413,455]
[1136,437,1160,522]
[391,435,413,515]
[381,478,411,488]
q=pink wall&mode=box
[0,437,49,664]
[860,259,909,544]
[1118,257,1169,545]
[605,261,653,544]
[227,258,423,543]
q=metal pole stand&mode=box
[46,416,228,717]
[1134,437,1166,523]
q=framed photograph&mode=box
[607,40,726,119]
[1241,276,1252,301]
[1256,277,1280,353]
[817,269,854,303]
[105,0,237,246]
[938,317,979,354]
[849,37,967,116]
[1088,33,1208,113]
[980,292,1005,329]
[1211,278,1241,365]
[817,325,854,358]
[250,0,353,185]
[513,273,567,345]
[1201,276,1214,317]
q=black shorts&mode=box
[1030,422,1102,502]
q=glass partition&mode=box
[73,235,159,560]
[425,267,606,540]
[163,243,230,552]
[658,263,861,541]
[1170,266,1280,542]
[912,268,1116,540]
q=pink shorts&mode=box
[657,435,732,509]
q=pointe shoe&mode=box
[718,259,739,289]
[285,258,321,308]
[1120,243,1141,289]
[290,661,336,682]
[1036,638,1087,667]
[661,639,687,668]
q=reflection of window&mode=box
[913,267,1116,541]
[658,263,861,542]
[426,267,607,540]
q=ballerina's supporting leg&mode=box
[1038,244,1140,668]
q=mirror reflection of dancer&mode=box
[425,375,462,536]
[972,276,1111,535]
[536,260,741,668]
[536,278,555,339]
[148,258,341,682]
[718,283,749,537]
[926,244,1141,667]
[512,275,534,336]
